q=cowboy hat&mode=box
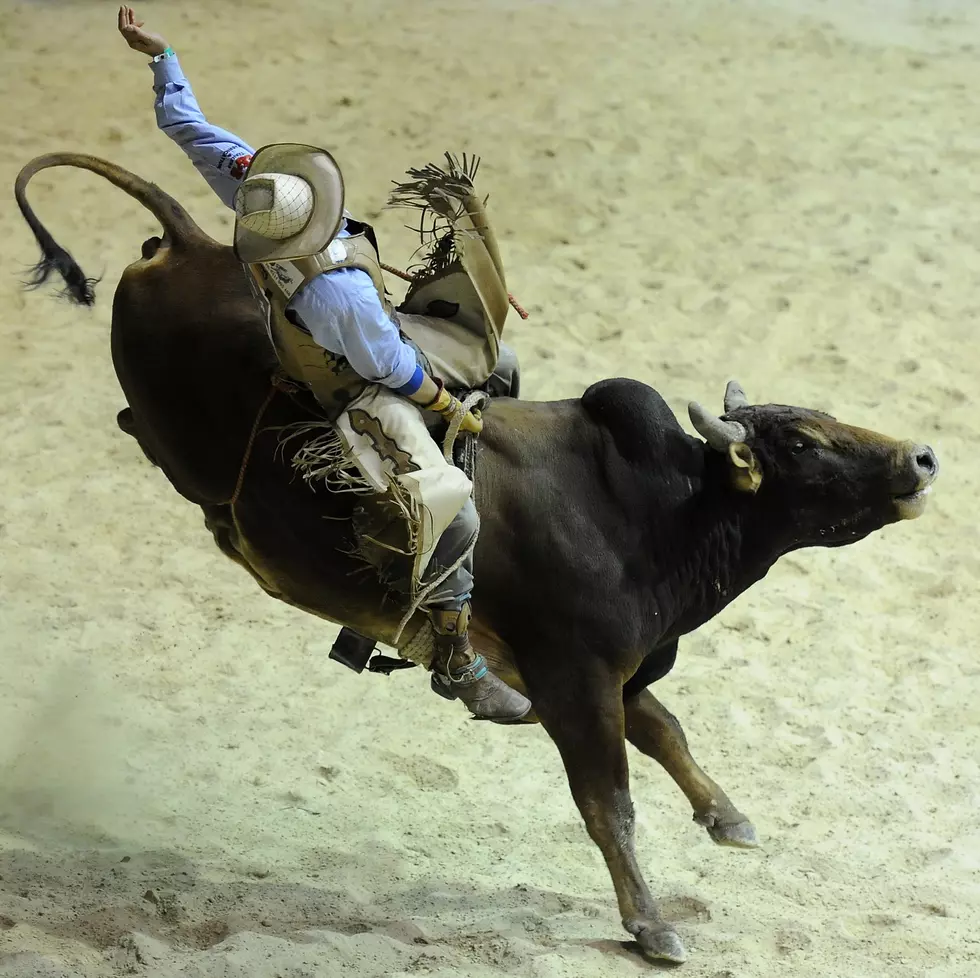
[233,142,345,263]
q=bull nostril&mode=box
[914,447,938,478]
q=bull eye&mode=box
[790,439,808,456]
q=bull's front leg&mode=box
[528,659,688,964]
[625,687,758,849]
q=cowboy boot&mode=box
[428,602,532,723]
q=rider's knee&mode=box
[488,343,520,399]
[454,497,479,538]
[435,497,478,564]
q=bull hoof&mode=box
[631,923,687,964]
[695,810,759,849]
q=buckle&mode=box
[447,653,488,686]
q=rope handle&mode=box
[440,390,488,463]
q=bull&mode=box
[13,153,938,964]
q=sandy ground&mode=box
[0,0,978,975]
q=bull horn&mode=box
[688,402,747,451]
[724,380,749,413]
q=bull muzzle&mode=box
[892,443,939,520]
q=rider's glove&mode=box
[424,384,484,436]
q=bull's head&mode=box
[688,381,938,545]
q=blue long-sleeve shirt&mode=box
[150,55,422,393]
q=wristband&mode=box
[150,47,175,63]
[394,363,425,397]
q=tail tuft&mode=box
[22,232,100,306]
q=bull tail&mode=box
[14,152,211,307]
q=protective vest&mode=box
[247,202,509,414]
[245,226,391,419]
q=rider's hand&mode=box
[437,394,483,436]
[117,5,169,57]
[418,382,484,436]
[459,408,483,436]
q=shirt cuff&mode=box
[149,54,186,88]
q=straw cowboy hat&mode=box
[233,143,346,263]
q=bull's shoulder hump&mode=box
[580,378,699,469]
[581,378,683,435]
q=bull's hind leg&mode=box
[625,688,758,849]
[528,660,687,964]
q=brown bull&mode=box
[14,153,938,965]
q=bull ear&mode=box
[728,442,762,494]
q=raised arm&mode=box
[118,5,254,209]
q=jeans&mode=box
[424,497,478,612]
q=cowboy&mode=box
[117,6,530,723]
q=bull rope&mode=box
[379,261,529,321]
[229,381,280,509]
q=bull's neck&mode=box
[645,453,785,642]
